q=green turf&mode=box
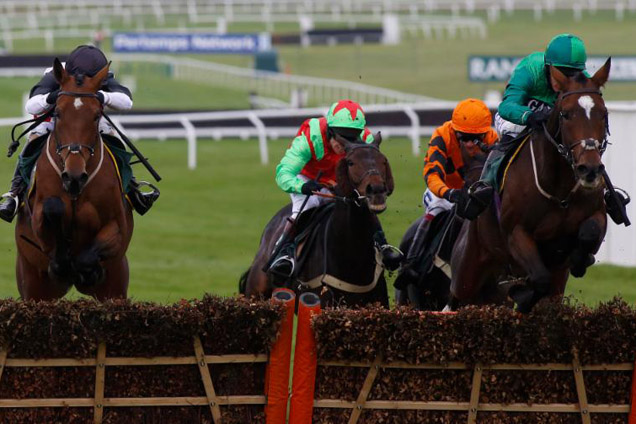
[0,137,632,305]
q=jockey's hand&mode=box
[96,91,105,105]
[46,89,60,105]
[301,180,323,195]
[445,189,468,205]
[526,109,551,129]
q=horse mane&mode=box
[74,74,85,87]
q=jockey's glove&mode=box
[46,89,60,105]
[301,180,322,195]
[526,109,551,129]
[445,189,468,205]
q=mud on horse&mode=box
[240,135,394,307]
[450,59,613,313]
[15,59,134,300]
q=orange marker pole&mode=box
[629,360,636,424]
[289,292,321,424]
[265,288,296,424]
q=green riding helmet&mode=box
[544,33,587,70]
[326,100,366,131]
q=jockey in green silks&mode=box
[268,99,403,278]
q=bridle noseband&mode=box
[53,91,102,162]
[343,143,385,206]
[542,88,609,168]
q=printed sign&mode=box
[113,33,271,54]
[469,55,636,82]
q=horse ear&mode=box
[549,65,569,92]
[334,133,354,152]
[53,58,67,85]
[591,57,611,88]
[88,61,111,90]
[335,158,354,196]
[384,159,394,196]
[372,131,382,147]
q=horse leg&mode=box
[40,197,74,284]
[450,222,492,306]
[17,253,69,300]
[90,257,129,300]
[507,226,551,313]
[570,214,606,278]
[75,220,126,290]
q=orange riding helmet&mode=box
[451,98,493,134]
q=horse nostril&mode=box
[598,164,606,174]
[79,173,89,185]
[576,165,589,176]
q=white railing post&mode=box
[247,112,269,165]
[180,117,198,170]
[402,105,420,156]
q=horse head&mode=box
[459,136,489,187]
[548,58,611,189]
[334,132,394,213]
[52,58,109,197]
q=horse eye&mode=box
[561,111,570,120]
[347,160,354,167]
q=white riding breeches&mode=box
[423,188,453,217]
[30,117,115,137]
[290,174,332,219]
[494,113,526,139]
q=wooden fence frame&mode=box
[0,336,267,424]
[314,351,633,424]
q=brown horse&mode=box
[395,137,489,309]
[240,136,394,307]
[15,59,134,300]
[450,60,612,313]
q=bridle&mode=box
[53,91,102,161]
[343,142,384,206]
[533,88,609,208]
[542,88,609,169]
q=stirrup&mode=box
[268,254,295,278]
[135,180,160,198]
[378,244,404,272]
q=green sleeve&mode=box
[498,67,535,125]
[275,135,312,194]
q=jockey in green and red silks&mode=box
[268,100,402,278]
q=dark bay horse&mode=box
[16,59,134,300]
[395,137,489,310]
[450,60,612,313]
[240,136,394,307]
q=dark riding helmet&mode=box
[65,45,108,77]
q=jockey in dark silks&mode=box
[0,45,159,222]
[267,99,403,278]
[477,33,629,224]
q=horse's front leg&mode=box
[570,212,607,278]
[36,197,74,285]
[75,220,126,290]
[507,225,551,313]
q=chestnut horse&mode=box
[450,60,612,313]
[240,136,394,307]
[15,59,133,300]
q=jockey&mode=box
[480,33,587,180]
[0,45,159,222]
[398,98,497,283]
[268,99,403,278]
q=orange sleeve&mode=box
[423,134,450,199]
[484,128,499,147]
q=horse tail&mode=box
[238,267,250,295]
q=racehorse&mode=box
[395,136,489,310]
[449,60,612,313]
[15,59,134,300]
[240,135,394,307]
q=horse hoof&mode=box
[508,285,537,314]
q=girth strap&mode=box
[299,248,384,293]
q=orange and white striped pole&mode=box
[265,288,296,424]
[289,292,321,424]
[629,360,636,424]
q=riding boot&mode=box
[394,217,430,289]
[267,220,296,280]
[372,217,404,271]
[0,164,26,223]
[127,176,160,215]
